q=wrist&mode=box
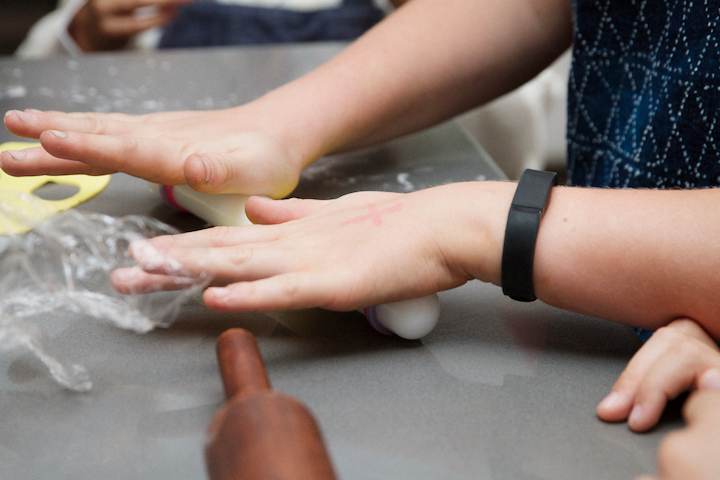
[246,92,329,174]
[435,181,516,287]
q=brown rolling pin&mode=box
[205,328,338,480]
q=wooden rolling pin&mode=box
[205,328,338,480]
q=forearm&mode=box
[248,0,573,168]
[531,187,720,338]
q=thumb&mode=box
[698,368,720,391]
[183,153,299,198]
[245,196,329,225]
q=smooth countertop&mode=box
[0,43,675,480]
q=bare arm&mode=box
[260,0,574,164]
[533,187,720,339]
[3,0,573,195]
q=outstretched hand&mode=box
[2,108,304,198]
[597,318,720,432]
[109,183,511,312]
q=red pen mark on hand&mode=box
[341,203,403,227]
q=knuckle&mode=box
[86,116,109,134]
[227,246,253,267]
[207,226,238,247]
[276,275,302,299]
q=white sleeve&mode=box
[14,0,88,59]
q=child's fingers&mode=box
[597,329,676,422]
[130,243,292,283]
[650,390,720,480]
[0,146,112,176]
[4,109,131,139]
[38,130,186,184]
[111,267,204,294]
[245,196,330,225]
[202,271,359,312]
[597,319,718,425]
[626,353,705,432]
[682,389,720,425]
[135,224,280,251]
[698,368,720,391]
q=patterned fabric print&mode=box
[567,0,720,189]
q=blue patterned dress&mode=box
[567,0,720,189]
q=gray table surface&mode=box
[0,43,677,480]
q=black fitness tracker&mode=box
[501,169,558,302]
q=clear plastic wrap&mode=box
[0,191,210,392]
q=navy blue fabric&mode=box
[159,0,384,48]
[568,0,720,190]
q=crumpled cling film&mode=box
[0,190,210,392]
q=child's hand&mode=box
[636,373,720,480]
[69,0,192,52]
[2,108,303,198]
[110,182,512,312]
[597,318,720,432]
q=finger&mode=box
[136,225,280,251]
[597,334,675,423]
[665,318,718,347]
[245,196,330,225]
[4,109,132,140]
[698,368,720,391]
[597,319,716,424]
[0,144,113,176]
[111,266,204,294]
[682,390,720,426]
[38,130,187,184]
[202,271,359,312]
[628,341,720,431]
[627,359,700,432]
[129,239,289,282]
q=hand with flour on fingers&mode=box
[597,318,720,432]
[108,180,720,351]
[111,183,512,312]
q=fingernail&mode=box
[48,130,68,138]
[208,287,230,299]
[114,266,142,281]
[599,391,620,410]
[628,404,643,426]
[699,368,720,391]
[13,110,31,122]
[6,150,26,161]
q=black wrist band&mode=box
[501,169,558,302]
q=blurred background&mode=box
[0,0,58,56]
